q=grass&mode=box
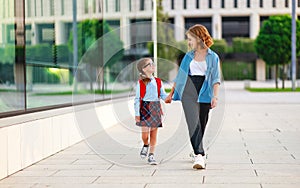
[246,87,300,92]
[0,89,18,92]
[165,88,172,93]
[33,89,131,96]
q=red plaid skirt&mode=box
[136,101,163,128]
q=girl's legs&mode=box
[141,127,159,153]
[141,126,150,145]
[149,127,158,154]
[140,127,150,159]
[147,127,158,165]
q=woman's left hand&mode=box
[211,97,218,108]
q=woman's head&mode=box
[186,24,214,50]
[136,57,155,81]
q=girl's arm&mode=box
[159,80,168,101]
[165,82,176,103]
[134,82,141,121]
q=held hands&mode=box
[165,85,175,104]
[165,94,173,103]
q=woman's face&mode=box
[187,33,198,50]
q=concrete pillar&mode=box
[212,13,222,39]
[256,59,266,81]
[55,21,66,45]
[174,14,185,41]
[250,13,260,39]
[119,0,130,49]
[0,24,4,44]
[120,16,130,49]
[31,23,39,45]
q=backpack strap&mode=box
[139,78,161,100]
[155,77,161,98]
[139,80,146,100]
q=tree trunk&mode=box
[97,67,103,91]
[282,64,286,89]
[89,64,93,92]
[275,64,278,89]
[13,63,25,91]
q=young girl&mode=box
[134,58,168,165]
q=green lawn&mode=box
[246,88,300,92]
[32,89,131,96]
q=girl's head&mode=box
[186,24,214,50]
[136,57,155,82]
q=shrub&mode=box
[232,37,255,53]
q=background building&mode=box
[0,0,299,115]
[2,0,300,48]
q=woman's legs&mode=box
[196,103,210,156]
[182,98,201,154]
[199,103,211,138]
[182,101,210,156]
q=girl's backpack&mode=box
[139,77,161,101]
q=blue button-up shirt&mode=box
[134,76,168,116]
[173,49,221,103]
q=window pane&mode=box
[0,0,26,114]
[1,0,157,115]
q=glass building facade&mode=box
[1,0,300,117]
[0,0,154,117]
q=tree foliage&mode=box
[68,19,124,68]
[254,15,300,88]
[0,45,15,64]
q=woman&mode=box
[165,24,221,169]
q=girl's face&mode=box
[142,60,155,75]
[187,33,198,50]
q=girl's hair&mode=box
[136,57,152,84]
[186,24,214,48]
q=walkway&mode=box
[1,81,300,188]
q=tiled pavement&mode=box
[1,81,300,188]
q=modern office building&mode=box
[0,0,299,180]
[2,0,300,47]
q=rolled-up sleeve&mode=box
[134,82,140,116]
[212,56,221,85]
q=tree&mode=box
[68,19,124,91]
[254,15,300,89]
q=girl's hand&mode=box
[165,94,172,103]
[135,116,140,122]
[211,97,218,108]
